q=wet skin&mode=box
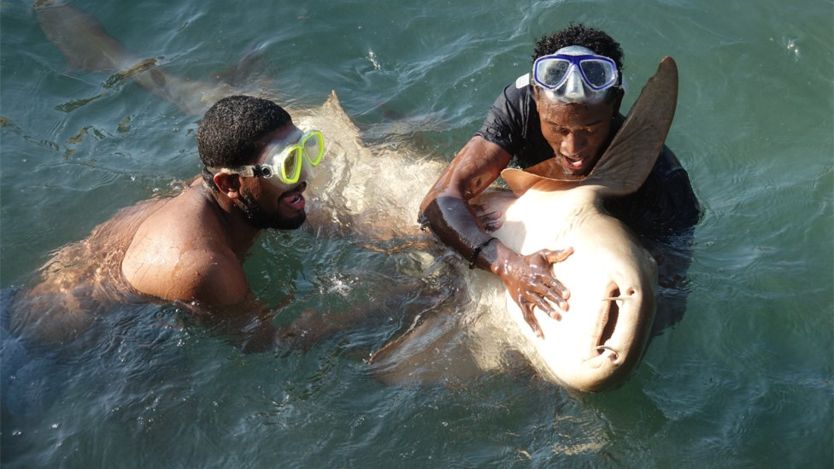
[535,86,623,178]
[419,87,623,338]
[227,127,310,231]
[15,123,309,347]
[122,123,308,305]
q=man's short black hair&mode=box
[197,95,292,169]
[532,23,624,73]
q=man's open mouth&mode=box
[280,188,305,211]
[561,154,587,170]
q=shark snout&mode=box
[574,279,651,390]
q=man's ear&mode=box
[213,172,242,199]
[531,84,544,104]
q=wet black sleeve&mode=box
[659,165,701,233]
[655,147,701,234]
[474,84,526,156]
[605,147,701,239]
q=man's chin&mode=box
[270,212,306,230]
[238,194,306,230]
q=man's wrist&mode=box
[469,237,497,269]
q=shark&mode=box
[33,0,679,391]
[481,58,677,391]
[370,59,678,392]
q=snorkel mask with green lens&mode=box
[211,129,325,186]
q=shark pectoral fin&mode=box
[584,57,679,197]
[501,168,536,196]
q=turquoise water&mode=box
[2,0,832,466]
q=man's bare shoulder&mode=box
[122,187,248,305]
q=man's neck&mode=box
[200,183,261,258]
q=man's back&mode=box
[121,183,248,308]
[11,182,245,344]
[12,197,163,343]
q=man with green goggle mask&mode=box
[13,93,328,350]
[209,129,325,186]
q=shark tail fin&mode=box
[34,0,139,71]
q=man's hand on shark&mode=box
[495,247,574,338]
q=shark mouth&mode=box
[590,282,628,366]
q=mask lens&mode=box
[579,59,615,89]
[534,53,618,95]
[279,147,303,184]
[534,58,570,89]
[302,131,324,165]
[541,60,570,88]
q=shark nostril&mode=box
[596,345,619,362]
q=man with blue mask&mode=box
[419,24,700,338]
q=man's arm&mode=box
[419,136,572,338]
[658,150,701,234]
[121,244,277,351]
[172,251,392,353]
[419,136,509,259]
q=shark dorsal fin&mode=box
[501,57,678,197]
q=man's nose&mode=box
[298,163,311,185]
[562,70,587,103]
[561,132,586,156]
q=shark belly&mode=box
[490,188,657,391]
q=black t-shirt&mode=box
[475,76,701,239]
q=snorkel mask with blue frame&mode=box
[532,45,620,104]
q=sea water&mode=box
[1,0,832,466]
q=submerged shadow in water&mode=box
[643,230,695,338]
[0,287,194,464]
